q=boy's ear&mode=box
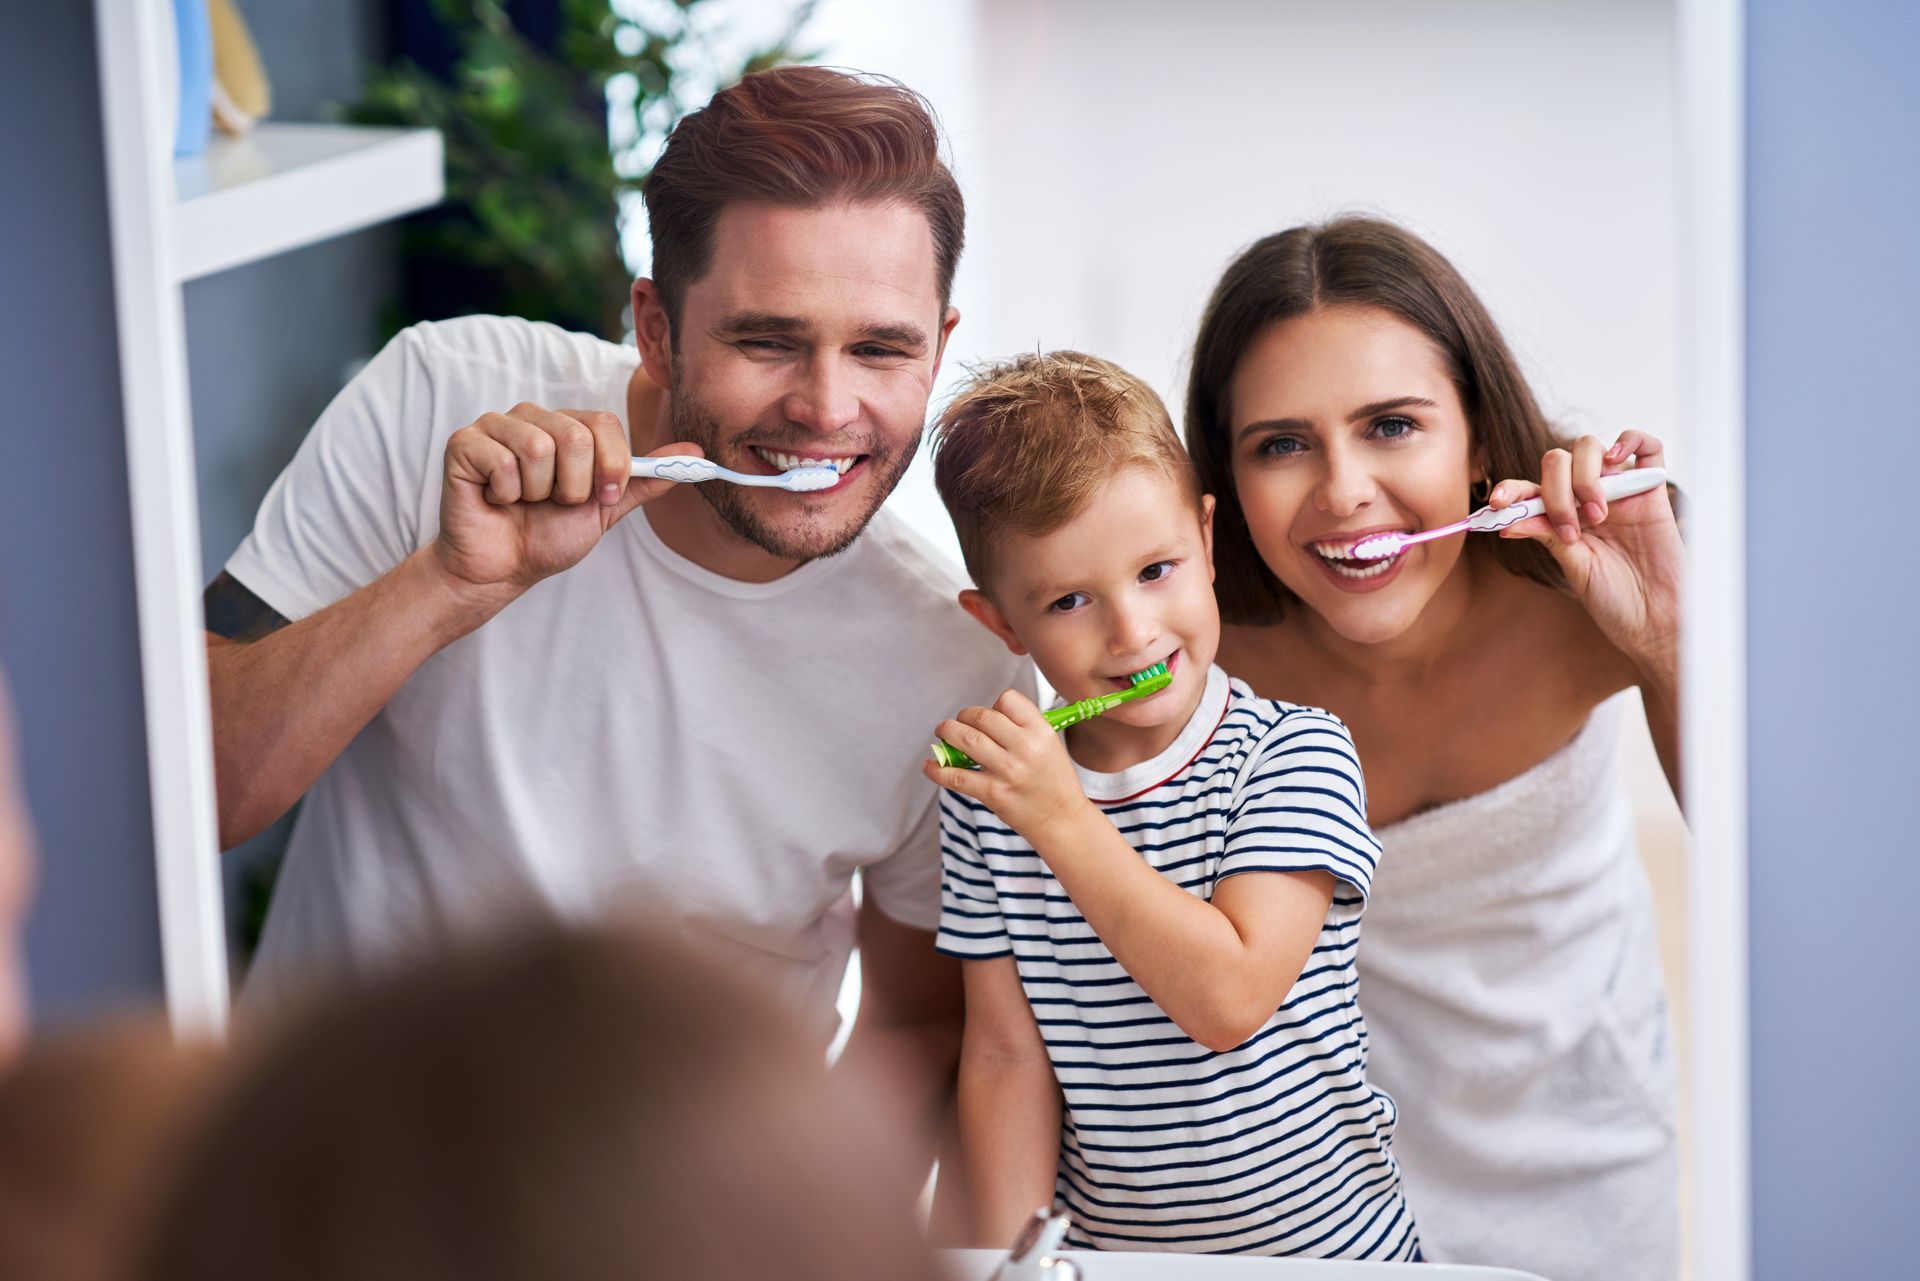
[958,588,1027,656]
[1200,494,1218,584]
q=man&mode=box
[203,68,1026,1133]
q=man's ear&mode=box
[632,279,676,390]
[929,306,961,383]
[1199,493,1218,584]
[958,587,1026,656]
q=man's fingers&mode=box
[478,411,558,503]
[560,407,633,507]
[446,426,522,505]
[512,405,597,506]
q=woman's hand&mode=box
[1491,431,1683,676]
[924,690,1090,845]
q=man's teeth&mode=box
[755,448,856,474]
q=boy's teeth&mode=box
[757,448,856,474]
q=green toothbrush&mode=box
[929,662,1173,770]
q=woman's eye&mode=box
[1139,560,1176,583]
[1372,415,1417,440]
[1259,435,1305,458]
[1048,592,1089,613]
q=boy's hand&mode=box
[925,690,1091,844]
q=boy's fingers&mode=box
[923,758,987,797]
[938,718,1006,770]
[994,688,1045,727]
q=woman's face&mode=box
[1227,305,1482,646]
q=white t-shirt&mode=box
[230,315,1031,1036]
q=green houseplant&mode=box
[344,0,810,340]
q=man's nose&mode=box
[782,357,859,436]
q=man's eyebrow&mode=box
[713,311,810,337]
[710,313,929,352]
[1234,396,1440,442]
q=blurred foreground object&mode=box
[141,921,946,1281]
[208,0,271,135]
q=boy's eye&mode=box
[1139,560,1176,583]
[1048,592,1089,613]
[1371,414,1418,440]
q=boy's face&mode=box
[964,466,1220,755]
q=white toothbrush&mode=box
[1351,467,1668,560]
[628,456,840,492]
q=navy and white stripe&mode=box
[938,665,1418,1260]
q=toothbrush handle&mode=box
[629,455,721,484]
[930,693,1123,770]
[1473,466,1668,531]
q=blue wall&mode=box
[1747,1,1920,1274]
[0,5,166,1015]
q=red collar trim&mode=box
[1083,697,1232,805]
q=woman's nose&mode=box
[781,358,859,436]
[1314,449,1378,517]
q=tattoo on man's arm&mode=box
[203,572,291,642]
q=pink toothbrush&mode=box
[1351,467,1668,560]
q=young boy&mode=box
[924,353,1418,1261]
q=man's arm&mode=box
[955,954,1061,1248]
[832,899,965,1181]
[205,556,515,848]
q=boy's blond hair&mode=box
[932,351,1201,591]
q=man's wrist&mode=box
[402,548,521,644]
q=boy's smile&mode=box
[960,466,1220,773]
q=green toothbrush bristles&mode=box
[1129,661,1169,686]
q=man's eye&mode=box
[1373,415,1417,440]
[1049,592,1088,613]
[1140,561,1175,583]
[855,345,905,359]
[740,339,787,352]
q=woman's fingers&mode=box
[1538,447,1581,545]
[1570,435,1609,524]
[1607,429,1667,470]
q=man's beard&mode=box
[668,388,919,563]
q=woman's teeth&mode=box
[754,447,857,475]
[1313,542,1402,579]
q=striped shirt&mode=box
[936,665,1418,1260]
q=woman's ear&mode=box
[1200,494,1218,584]
[958,589,1027,656]
[631,279,676,389]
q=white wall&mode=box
[803,0,1683,563]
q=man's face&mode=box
[645,200,957,562]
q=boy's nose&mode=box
[1107,602,1160,659]
[781,358,859,436]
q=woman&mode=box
[1186,217,1684,1281]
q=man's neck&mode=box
[627,366,805,584]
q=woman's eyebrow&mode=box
[1236,416,1313,442]
[1347,395,1439,421]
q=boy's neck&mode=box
[1062,671,1211,776]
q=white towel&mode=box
[1359,692,1679,1281]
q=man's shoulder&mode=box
[840,513,1029,685]
[392,315,630,394]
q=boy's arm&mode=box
[1030,811,1333,1053]
[928,692,1346,1053]
[957,954,1062,1249]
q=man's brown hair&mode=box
[644,65,965,333]
[932,351,1201,591]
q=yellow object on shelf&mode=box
[208,0,270,136]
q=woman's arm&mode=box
[1495,429,1684,805]
[957,956,1062,1248]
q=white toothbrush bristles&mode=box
[781,468,840,492]
[1351,534,1405,561]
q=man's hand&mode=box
[434,403,702,599]
[924,690,1089,844]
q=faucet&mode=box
[989,1207,1082,1281]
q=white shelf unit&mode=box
[92,1,443,1036]
[174,123,443,282]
